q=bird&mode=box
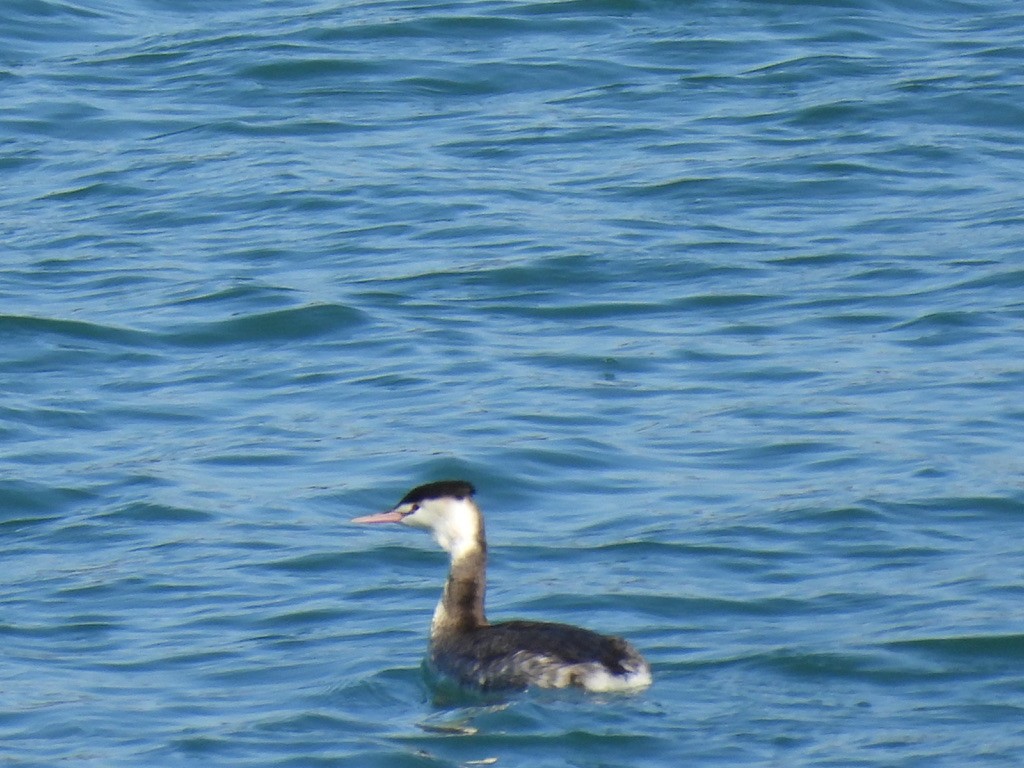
[353,479,651,693]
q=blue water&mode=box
[4,0,1024,765]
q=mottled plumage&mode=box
[431,620,649,692]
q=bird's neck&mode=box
[431,519,488,639]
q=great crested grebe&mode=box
[353,480,651,693]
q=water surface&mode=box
[3,0,1024,765]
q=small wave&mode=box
[161,303,368,347]
[891,494,1024,518]
[239,57,381,82]
[0,313,149,347]
[0,479,93,526]
[258,546,434,574]
[894,310,992,331]
[98,502,213,524]
[745,647,947,683]
[886,633,1024,661]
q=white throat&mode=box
[431,498,482,559]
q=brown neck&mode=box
[432,537,488,638]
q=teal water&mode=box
[4,0,1024,765]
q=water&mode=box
[3,0,1024,765]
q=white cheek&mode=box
[403,510,434,530]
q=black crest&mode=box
[398,479,476,506]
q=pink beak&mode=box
[352,510,404,524]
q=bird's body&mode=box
[353,480,651,693]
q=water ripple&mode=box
[4,0,1024,765]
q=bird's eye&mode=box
[404,504,419,515]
